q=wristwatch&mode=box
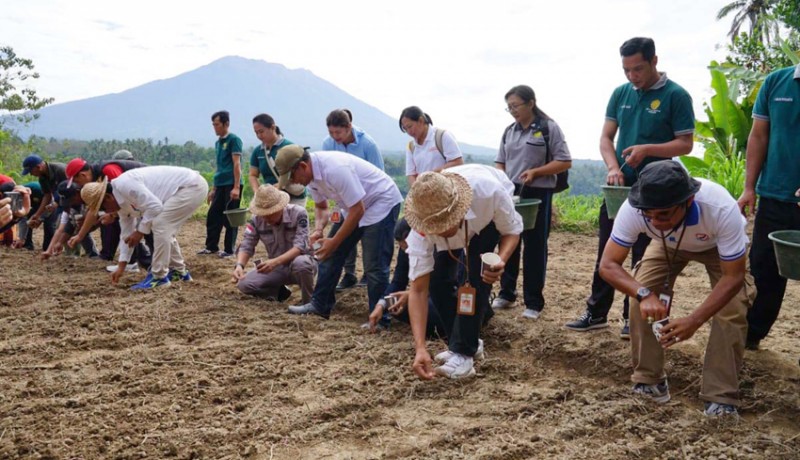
[235,262,244,269]
[636,287,653,302]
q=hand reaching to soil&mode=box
[412,349,436,380]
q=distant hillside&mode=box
[16,56,496,157]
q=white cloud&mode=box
[2,0,734,159]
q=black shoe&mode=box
[336,275,358,291]
[745,338,760,351]
[356,276,368,288]
[565,310,609,331]
[278,285,292,302]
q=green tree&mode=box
[680,62,753,198]
[717,0,780,45]
[0,46,54,128]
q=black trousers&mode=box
[204,184,240,254]
[587,201,651,320]
[430,223,499,357]
[498,185,553,311]
[100,219,121,261]
[747,196,800,342]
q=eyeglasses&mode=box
[505,102,530,113]
[640,205,682,222]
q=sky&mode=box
[2,0,735,160]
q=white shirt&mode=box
[307,151,402,227]
[611,179,748,261]
[405,126,462,176]
[112,166,204,262]
[406,164,523,281]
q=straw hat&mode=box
[79,177,108,214]
[249,184,290,216]
[404,171,473,235]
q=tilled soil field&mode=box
[0,220,798,459]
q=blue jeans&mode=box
[312,204,400,318]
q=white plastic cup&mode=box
[480,252,502,276]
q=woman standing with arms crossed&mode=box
[493,85,572,320]
[249,113,306,205]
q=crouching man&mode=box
[80,166,208,290]
[404,165,522,380]
[232,184,317,303]
[599,161,753,417]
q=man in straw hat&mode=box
[275,145,402,325]
[232,184,317,303]
[404,164,523,380]
[81,166,208,290]
[599,161,753,417]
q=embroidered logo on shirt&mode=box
[696,233,709,241]
[774,97,794,102]
[298,217,308,228]
[244,224,255,235]
[646,99,662,114]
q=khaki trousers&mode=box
[630,244,755,406]
[151,176,209,278]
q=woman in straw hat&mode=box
[232,185,317,303]
[80,165,208,290]
[403,164,523,380]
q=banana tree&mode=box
[680,61,754,198]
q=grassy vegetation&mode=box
[552,193,602,234]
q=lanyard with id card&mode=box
[447,221,476,316]
[652,222,687,340]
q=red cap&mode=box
[65,158,88,187]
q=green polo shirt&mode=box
[605,74,695,185]
[249,137,307,198]
[213,133,243,187]
[753,64,800,202]
[249,137,293,186]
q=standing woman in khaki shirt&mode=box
[493,85,572,320]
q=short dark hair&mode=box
[252,113,282,136]
[504,85,549,122]
[212,110,230,124]
[326,109,353,128]
[398,106,433,133]
[620,37,656,62]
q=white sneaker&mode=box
[106,264,140,273]
[522,308,541,320]
[434,339,484,364]
[435,353,475,379]
[492,297,513,309]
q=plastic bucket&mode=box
[515,198,541,230]
[602,186,632,219]
[223,208,249,227]
[768,230,800,280]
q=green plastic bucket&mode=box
[768,230,800,280]
[602,185,632,219]
[515,198,541,230]
[223,208,249,227]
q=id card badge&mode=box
[330,211,342,223]
[457,284,476,316]
[658,286,674,315]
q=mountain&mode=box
[18,56,496,157]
